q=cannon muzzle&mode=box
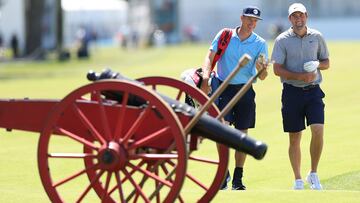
[193,113,267,160]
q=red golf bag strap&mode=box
[190,28,233,87]
[211,28,233,70]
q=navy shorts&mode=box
[281,83,325,132]
[211,77,256,130]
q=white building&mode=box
[0,0,128,55]
[1,0,359,56]
[62,0,128,47]
[0,0,26,53]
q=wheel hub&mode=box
[101,150,115,164]
[97,141,127,171]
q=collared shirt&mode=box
[271,27,329,87]
[210,27,268,84]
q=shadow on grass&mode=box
[322,170,360,191]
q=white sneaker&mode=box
[307,172,323,190]
[293,179,304,190]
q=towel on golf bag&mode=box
[180,68,210,107]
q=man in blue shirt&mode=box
[201,6,268,190]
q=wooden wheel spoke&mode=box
[124,164,152,202]
[175,90,184,101]
[108,161,146,196]
[114,91,129,140]
[72,103,107,145]
[166,159,176,167]
[127,162,173,188]
[130,153,178,161]
[122,105,152,145]
[178,194,185,203]
[76,169,105,203]
[149,164,177,201]
[123,168,150,203]
[159,162,186,203]
[101,171,113,201]
[53,163,100,188]
[128,126,171,150]
[48,153,96,159]
[154,167,161,203]
[56,127,99,150]
[160,163,170,176]
[151,84,157,90]
[94,91,112,141]
[189,155,219,165]
[169,156,212,191]
[133,191,141,203]
[185,172,208,191]
[114,172,126,203]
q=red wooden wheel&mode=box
[138,76,229,203]
[38,80,187,203]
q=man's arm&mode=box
[273,63,316,83]
[201,50,216,93]
[318,58,330,70]
[317,33,330,71]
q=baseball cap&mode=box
[242,6,262,20]
[288,3,307,16]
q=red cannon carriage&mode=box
[0,54,268,202]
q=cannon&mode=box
[0,54,268,202]
[87,69,267,160]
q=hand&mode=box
[200,78,211,94]
[304,61,319,72]
[256,54,267,70]
[301,71,317,83]
[256,60,268,71]
[256,54,272,80]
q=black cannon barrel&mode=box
[160,95,267,160]
[193,114,267,160]
[87,69,267,160]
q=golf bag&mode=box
[181,28,233,107]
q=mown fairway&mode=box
[0,41,359,202]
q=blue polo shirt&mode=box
[210,27,268,84]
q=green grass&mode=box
[0,41,360,202]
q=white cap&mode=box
[288,3,307,16]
